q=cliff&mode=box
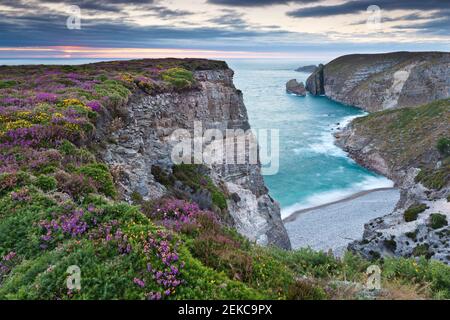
[97,65,290,249]
[306,52,450,112]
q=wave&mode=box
[292,113,367,158]
[280,175,394,219]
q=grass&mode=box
[353,98,450,172]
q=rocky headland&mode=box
[307,52,450,264]
[306,52,450,112]
[295,65,318,73]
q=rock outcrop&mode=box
[286,79,307,96]
[98,65,291,249]
[306,52,450,112]
[295,65,318,73]
[335,99,450,264]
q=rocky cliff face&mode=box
[98,67,291,249]
[335,99,450,264]
[306,52,450,112]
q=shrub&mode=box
[383,238,397,252]
[151,165,173,187]
[404,203,428,222]
[0,80,17,89]
[429,213,448,230]
[172,164,228,210]
[160,68,194,89]
[412,244,431,259]
[94,80,130,100]
[405,230,418,241]
[415,161,450,190]
[55,171,97,200]
[34,175,57,192]
[0,172,31,196]
[287,280,328,300]
[437,137,450,156]
[77,163,116,198]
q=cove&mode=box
[228,59,399,253]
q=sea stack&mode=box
[286,79,307,96]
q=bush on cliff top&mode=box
[160,67,195,89]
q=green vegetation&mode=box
[34,175,57,192]
[76,163,117,198]
[429,213,448,230]
[405,230,418,241]
[404,204,428,222]
[0,80,17,89]
[415,158,450,190]
[150,164,228,211]
[437,137,450,156]
[172,164,227,210]
[383,238,397,252]
[161,67,195,89]
[412,244,431,259]
[353,99,450,173]
[286,280,327,300]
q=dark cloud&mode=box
[393,12,450,36]
[136,5,194,19]
[207,10,249,29]
[0,9,291,48]
[287,0,450,18]
[208,0,322,7]
[348,13,429,26]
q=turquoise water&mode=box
[227,59,393,218]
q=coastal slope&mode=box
[336,98,450,263]
[306,52,450,112]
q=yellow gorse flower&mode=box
[62,98,85,107]
[16,111,32,119]
[6,119,33,131]
[120,73,134,83]
[63,122,81,132]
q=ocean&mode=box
[227,59,394,219]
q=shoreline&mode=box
[283,187,397,223]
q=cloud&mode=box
[207,10,249,29]
[287,0,450,18]
[393,13,450,36]
[207,0,322,7]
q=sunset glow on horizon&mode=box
[0,46,341,60]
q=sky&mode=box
[0,0,449,60]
